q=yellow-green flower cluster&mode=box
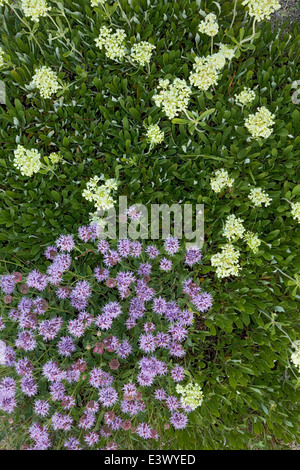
[21,0,51,22]
[245,106,275,138]
[198,13,219,36]
[189,55,220,91]
[82,177,117,211]
[242,0,281,22]
[211,244,241,278]
[49,152,61,164]
[291,341,300,372]
[219,43,235,60]
[32,66,60,99]
[189,45,233,91]
[13,145,42,177]
[176,383,203,411]
[210,169,234,193]
[223,214,245,241]
[95,26,126,61]
[146,124,164,145]
[235,87,256,106]
[248,187,272,207]
[291,202,300,223]
[244,231,261,253]
[153,78,192,119]
[130,42,155,66]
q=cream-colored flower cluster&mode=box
[235,87,256,106]
[248,187,272,207]
[32,66,60,99]
[198,13,219,36]
[211,244,241,278]
[291,341,300,372]
[21,0,51,22]
[245,106,275,138]
[49,152,61,164]
[189,55,220,91]
[0,47,4,68]
[95,26,126,61]
[153,78,192,119]
[130,42,155,66]
[176,383,203,411]
[13,145,42,177]
[244,231,261,253]
[189,45,233,91]
[291,202,300,223]
[219,43,236,61]
[146,124,164,145]
[223,214,245,241]
[210,169,234,193]
[242,0,281,22]
[82,177,117,211]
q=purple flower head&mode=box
[98,386,118,407]
[38,317,63,341]
[15,331,36,351]
[29,423,51,450]
[171,365,185,382]
[27,270,48,291]
[126,205,142,221]
[56,286,70,299]
[118,239,132,258]
[42,361,66,383]
[44,246,58,261]
[169,341,185,358]
[78,225,92,243]
[116,340,132,359]
[135,279,155,301]
[56,234,75,252]
[84,431,99,447]
[139,334,156,353]
[185,246,202,266]
[94,266,110,282]
[57,336,76,357]
[52,412,73,431]
[136,423,152,439]
[130,241,143,258]
[64,436,82,450]
[138,263,152,277]
[21,376,38,397]
[34,399,50,417]
[145,245,160,259]
[15,358,34,377]
[169,411,188,429]
[1,275,15,294]
[97,239,110,254]
[104,250,120,267]
[153,297,167,315]
[159,257,172,271]
[166,395,180,411]
[164,236,180,255]
[33,297,49,315]
[154,388,167,401]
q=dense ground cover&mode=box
[0,0,299,450]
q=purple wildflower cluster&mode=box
[0,225,212,450]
